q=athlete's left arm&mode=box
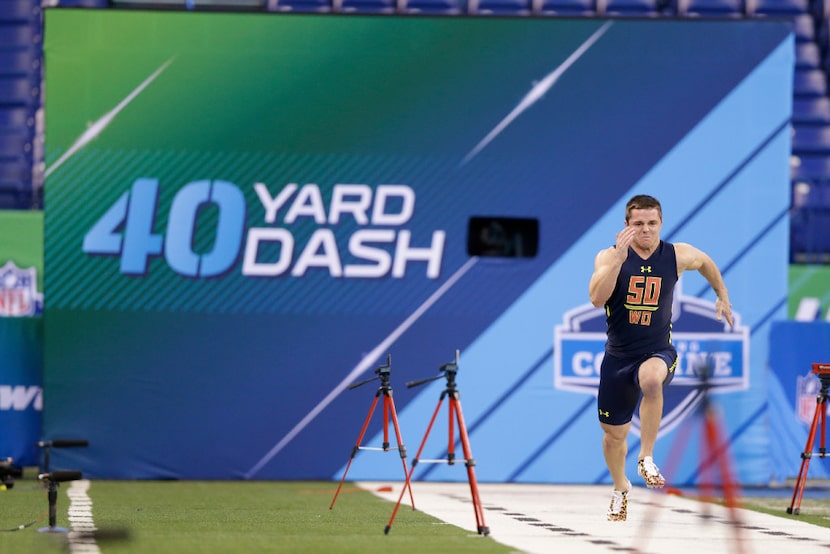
[674,242,734,327]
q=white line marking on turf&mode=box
[67,480,99,554]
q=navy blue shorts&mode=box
[597,348,677,426]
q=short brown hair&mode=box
[625,194,662,222]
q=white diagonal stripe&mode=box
[462,21,613,165]
[245,257,479,478]
[45,58,175,179]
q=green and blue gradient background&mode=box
[42,11,797,483]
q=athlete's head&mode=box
[625,195,662,223]
[624,195,662,252]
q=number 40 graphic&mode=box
[82,178,247,277]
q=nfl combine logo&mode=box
[0,261,43,317]
[553,280,749,437]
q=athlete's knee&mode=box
[640,375,663,397]
[638,360,668,396]
[602,424,628,448]
[603,433,626,451]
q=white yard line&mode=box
[66,480,99,554]
[361,481,830,554]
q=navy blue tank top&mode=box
[604,240,678,358]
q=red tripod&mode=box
[330,355,414,511]
[636,364,745,554]
[787,362,830,515]
[384,350,489,536]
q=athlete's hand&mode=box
[614,226,636,264]
[715,296,734,328]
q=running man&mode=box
[588,194,734,521]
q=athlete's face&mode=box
[626,207,662,251]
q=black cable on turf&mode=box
[0,511,48,532]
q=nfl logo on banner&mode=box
[0,261,43,317]
[796,373,823,426]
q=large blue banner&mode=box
[42,12,793,484]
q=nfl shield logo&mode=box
[796,373,821,426]
[0,261,43,317]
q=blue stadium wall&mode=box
[41,10,794,484]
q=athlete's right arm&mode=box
[589,247,623,307]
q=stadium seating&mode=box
[0,179,26,209]
[341,0,397,12]
[790,206,830,263]
[792,13,816,42]
[793,126,830,155]
[677,0,744,18]
[791,153,830,181]
[0,0,41,20]
[793,97,830,125]
[54,0,111,6]
[537,0,594,14]
[747,0,810,17]
[794,68,828,97]
[0,128,29,153]
[602,0,670,17]
[476,0,532,15]
[268,0,333,11]
[0,157,31,181]
[0,106,33,129]
[0,0,41,209]
[0,50,40,78]
[404,0,467,13]
[797,41,822,69]
[0,76,38,107]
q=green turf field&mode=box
[0,474,511,554]
[0,472,827,554]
